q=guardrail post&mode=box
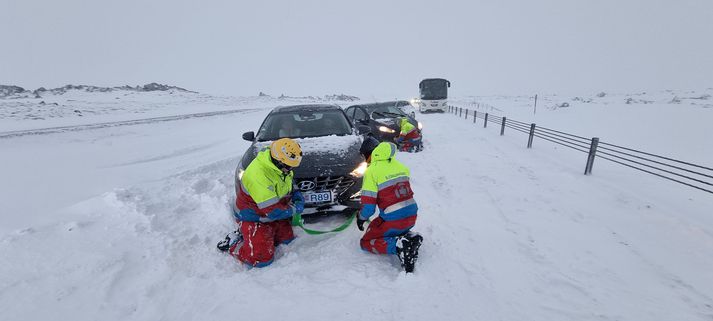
[473,110,477,123]
[584,137,599,175]
[484,113,489,128]
[459,107,463,117]
[500,117,506,135]
[527,124,536,148]
[465,109,468,119]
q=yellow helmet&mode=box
[270,138,303,168]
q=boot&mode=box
[217,229,243,252]
[396,232,423,273]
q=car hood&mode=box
[241,135,364,178]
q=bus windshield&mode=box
[420,79,449,100]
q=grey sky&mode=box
[2,0,712,98]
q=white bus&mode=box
[417,78,450,113]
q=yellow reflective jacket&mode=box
[360,142,418,221]
[235,148,295,222]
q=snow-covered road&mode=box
[1,101,712,320]
[0,108,260,139]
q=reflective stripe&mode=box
[389,143,396,158]
[377,176,409,190]
[256,197,279,209]
[384,198,416,214]
[240,180,250,195]
[361,190,377,197]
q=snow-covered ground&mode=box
[1,89,712,320]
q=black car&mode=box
[344,101,423,143]
[236,104,369,215]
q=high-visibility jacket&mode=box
[359,142,418,221]
[399,118,419,140]
[235,148,296,222]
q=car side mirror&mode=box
[357,125,371,134]
[242,131,255,141]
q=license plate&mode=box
[303,191,333,204]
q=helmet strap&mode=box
[270,155,292,175]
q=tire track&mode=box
[0,108,262,139]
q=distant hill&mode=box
[0,83,195,99]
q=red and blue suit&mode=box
[359,142,418,254]
[394,118,421,152]
[232,149,300,267]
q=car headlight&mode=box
[378,126,395,133]
[350,161,368,177]
[418,122,423,130]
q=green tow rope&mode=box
[291,211,357,235]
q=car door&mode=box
[354,107,379,136]
[344,106,356,123]
[353,107,368,126]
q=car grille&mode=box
[296,175,355,204]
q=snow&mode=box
[1,90,712,320]
[263,135,362,157]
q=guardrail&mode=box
[447,105,713,195]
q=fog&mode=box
[2,0,712,98]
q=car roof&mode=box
[348,101,410,109]
[270,104,342,114]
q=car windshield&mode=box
[366,103,407,119]
[256,110,352,141]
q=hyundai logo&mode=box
[298,181,316,191]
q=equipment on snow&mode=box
[218,212,354,255]
[396,232,423,273]
[291,211,356,235]
[217,228,243,252]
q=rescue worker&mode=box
[356,136,423,273]
[217,138,305,267]
[394,117,422,152]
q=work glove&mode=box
[356,217,367,231]
[291,191,305,214]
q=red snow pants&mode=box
[360,216,417,255]
[230,219,295,267]
[397,131,421,152]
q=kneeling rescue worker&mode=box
[217,138,305,268]
[356,136,423,273]
[394,117,421,152]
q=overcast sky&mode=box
[2,0,712,98]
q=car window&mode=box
[354,108,367,121]
[367,104,407,119]
[256,110,353,141]
[345,107,355,121]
